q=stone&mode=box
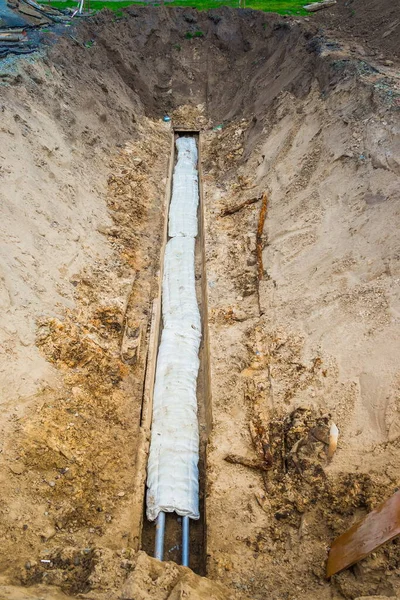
[120,551,232,600]
[10,462,25,475]
[40,526,56,540]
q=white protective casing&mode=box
[168,137,199,238]
[146,137,201,521]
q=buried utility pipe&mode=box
[182,516,190,567]
[155,512,166,561]
[146,136,201,567]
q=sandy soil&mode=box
[202,78,400,598]
[0,4,399,599]
[0,52,171,595]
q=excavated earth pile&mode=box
[0,5,399,600]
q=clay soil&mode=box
[0,3,399,600]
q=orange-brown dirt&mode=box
[0,4,399,600]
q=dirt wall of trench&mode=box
[201,70,400,600]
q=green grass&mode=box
[40,0,308,15]
[41,0,140,10]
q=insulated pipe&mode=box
[148,136,200,567]
[182,516,190,567]
[155,511,166,561]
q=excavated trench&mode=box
[140,131,210,574]
[0,6,399,600]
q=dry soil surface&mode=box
[0,4,399,600]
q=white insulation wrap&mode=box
[168,137,199,238]
[146,137,201,522]
[162,237,201,336]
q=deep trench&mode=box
[53,5,367,578]
[96,10,330,572]
[4,6,394,597]
[140,131,210,574]
[51,6,337,135]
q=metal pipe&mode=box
[182,516,190,567]
[155,511,166,561]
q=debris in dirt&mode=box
[171,105,208,131]
[256,192,268,282]
[235,175,256,191]
[280,407,330,474]
[326,490,400,578]
[327,422,339,460]
[220,195,261,217]
[204,119,251,174]
[236,373,275,478]
[0,0,70,56]
[10,462,25,475]
[22,546,98,594]
[254,491,271,514]
[249,418,273,472]
[224,453,271,472]
[68,34,85,48]
[5,0,69,28]
[120,317,143,365]
[304,1,337,12]
[241,404,397,572]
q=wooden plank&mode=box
[327,489,400,578]
[129,132,175,550]
[304,1,336,12]
[197,133,213,433]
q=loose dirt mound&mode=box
[314,0,400,61]
[0,6,399,600]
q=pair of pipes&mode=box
[155,513,190,567]
[71,0,84,16]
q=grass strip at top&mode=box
[40,0,308,15]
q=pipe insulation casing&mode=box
[162,237,201,335]
[146,136,201,522]
[168,138,199,238]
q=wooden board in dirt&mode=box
[327,490,400,578]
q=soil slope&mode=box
[313,0,400,62]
